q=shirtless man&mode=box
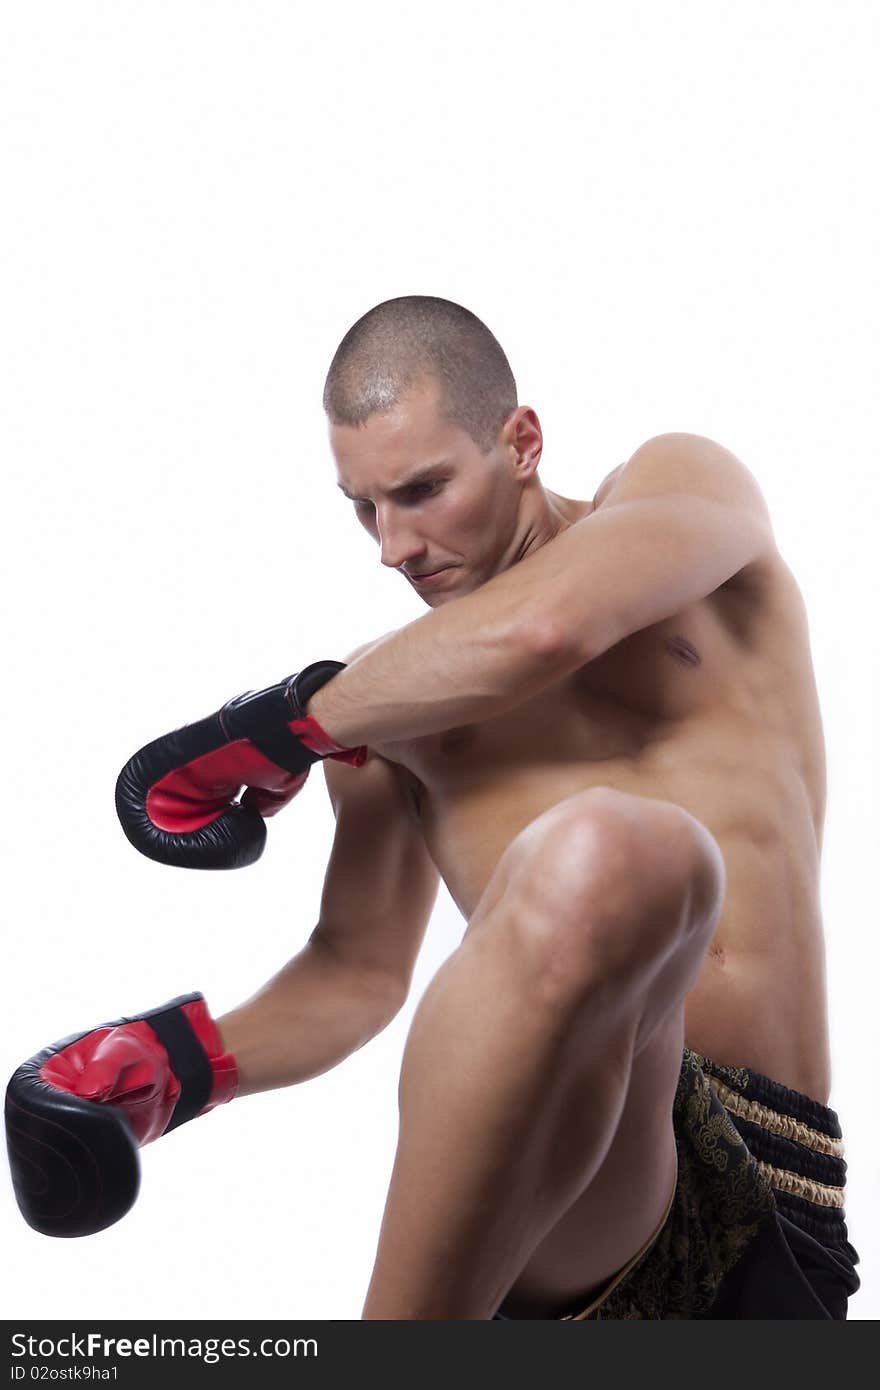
[5,296,860,1319]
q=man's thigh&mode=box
[478,787,722,1316]
[499,1008,684,1314]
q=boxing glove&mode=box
[116,658,367,869]
[5,992,237,1237]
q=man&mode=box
[6,296,860,1318]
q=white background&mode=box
[1,0,876,1321]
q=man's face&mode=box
[329,377,523,607]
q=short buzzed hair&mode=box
[323,295,518,454]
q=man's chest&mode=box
[374,584,756,803]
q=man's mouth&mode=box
[408,566,452,585]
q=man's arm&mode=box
[218,701,440,1095]
[309,432,776,747]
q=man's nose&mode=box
[377,513,425,570]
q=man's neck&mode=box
[510,487,592,566]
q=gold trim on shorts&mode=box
[753,1158,845,1208]
[710,1077,845,1158]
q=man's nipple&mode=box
[665,634,702,667]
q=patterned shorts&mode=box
[494,1047,861,1320]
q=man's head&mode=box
[323,295,547,607]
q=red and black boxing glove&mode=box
[115,659,367,869]
[4,992,237,1237]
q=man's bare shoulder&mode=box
[592,462,627,511]
[547,463,626,524]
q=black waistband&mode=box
[691,1050,851,1249]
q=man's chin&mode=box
[423,586,463,608]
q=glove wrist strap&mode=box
[284,660,347,719]
[285,663,368,766]
[143,994,239,1131]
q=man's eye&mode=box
[350,481,442,510]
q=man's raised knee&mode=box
[502,786,725,996]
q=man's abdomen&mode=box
[412,753,831,1103]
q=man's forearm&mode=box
[308,585,566,747]
[217,938,402,1096]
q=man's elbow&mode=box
[515,608,584,669]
